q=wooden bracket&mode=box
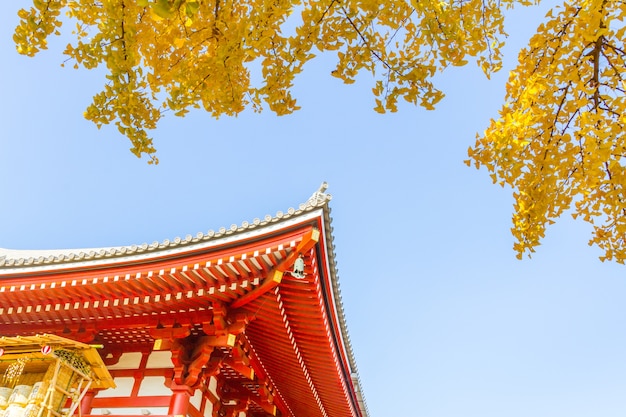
[230,228,320,309]
[217,380,276,416]
[213,403,244,417]
[222,343,254,380]
[171,332,243,387]
[101,347,123,366]
[59,324,98,343]
[149,324,191,341]
[171,337,216,388]
[202,309,253,337]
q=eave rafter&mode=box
[236,234,359,417]
[281,262,357,417]
[213,335,281,417]
[0,234,308,336]
[231,228,319,309]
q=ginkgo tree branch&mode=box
[15,0,513,160]
[469,0,626,263]
[20,0,626,263]
[337,5,394,73]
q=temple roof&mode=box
[0,184,368,417]
[0,184,332,270]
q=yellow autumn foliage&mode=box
[13,0,626,262]
[13,0,514,164]
[468,1,626,262]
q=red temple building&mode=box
[0,184,368,417]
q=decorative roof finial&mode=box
[306,182,330,208]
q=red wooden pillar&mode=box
[169,383,194,416]
[80,389,99,415]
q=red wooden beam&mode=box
[230,229,319,309]
[91,396,171,408]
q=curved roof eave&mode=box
[0,183,333,272]
[318,193,370,417]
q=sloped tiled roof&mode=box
[0,184,332,269]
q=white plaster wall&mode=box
[190,389,202,410]
[106,352,143,370]
[97,377,134,397]
[207,377,218,399]
[137,376,171,396]
[146,351,173,369]
[203,400,213,417]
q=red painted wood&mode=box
[1,214,364,417]
[168,386,193,416]
[91,396,172,408]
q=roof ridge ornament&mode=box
[306,182,331,208]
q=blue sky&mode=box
[2,2,626,417]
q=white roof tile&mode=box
[0,183,332,268]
